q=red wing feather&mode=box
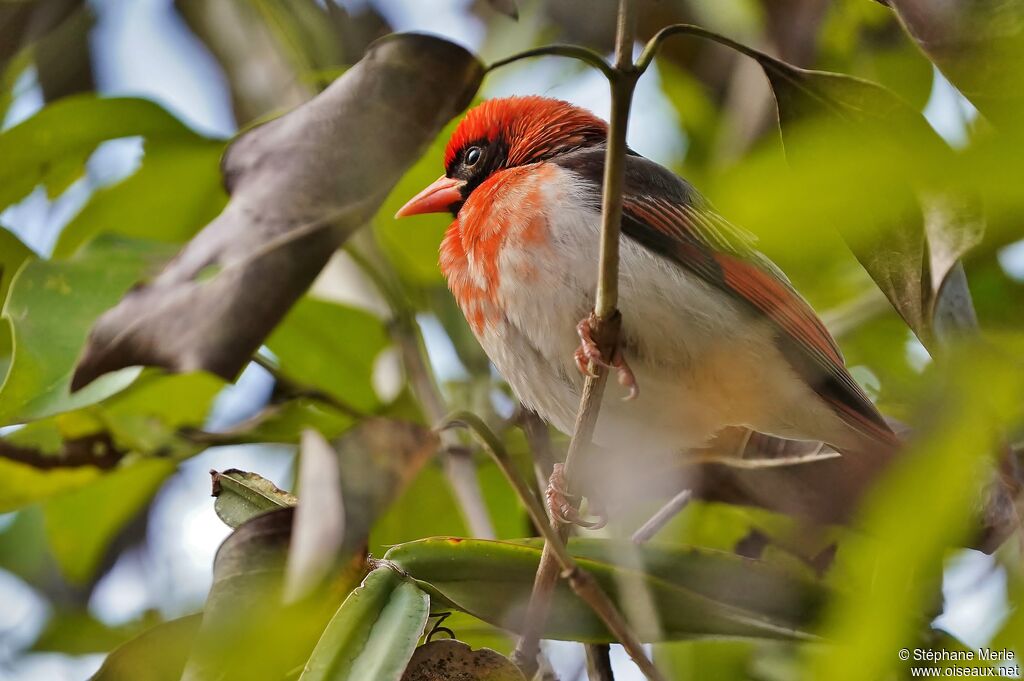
[553,148,896,446]
[619,192,896,447]
[713,252,897,446]
[714,252,843,368]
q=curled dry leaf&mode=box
[210,468,297,528]
[401,639,526,681]
[72,33,483,390]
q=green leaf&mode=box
[0,370,218,513]
[43,457,176,584]
[369,463,469,559]
[101,370,224,453]
[0,508,51,585]
[299,566,429,681]
[807,345,1024,680]
[0,227,32,305]
[0,457,103,513]
[90,614,202,681]
[52,140,228,258]
[211,468,297,529]
[653,640,758,681]
[0,229,32,389]
[0,235,176,425]
[33,610,162,655]
[0,95,208,212]
[386,537,827,642]
[266,297,390,412]
[196,397,357,445]
[886,0,1024,130]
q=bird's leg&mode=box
[545,463,607,529]
[575,317,639,400]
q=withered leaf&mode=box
[72,33,482,390]
[401,639,525,681]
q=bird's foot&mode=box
[545,463,607,529]
[574,317,639,400]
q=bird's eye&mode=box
[464,146,482,167]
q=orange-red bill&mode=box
[395,175,466,218]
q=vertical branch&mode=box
[562,0,637,494]
[631,490,693,544]
[513,0,648,676]
[586,644,615,681]
[443,411,663,681]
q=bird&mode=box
[396,95,899,523]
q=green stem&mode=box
[487,44,616,81]
[636,23,772,74]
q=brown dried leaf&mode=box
[401,639,526,681]
[72,34,482,390]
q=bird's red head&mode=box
[396,96,607,218]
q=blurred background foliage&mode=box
[0,0,1021,680]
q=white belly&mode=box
[475,167,842,457]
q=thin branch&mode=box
[636,23,757,74]
[687,446,838,469]
[487,44,616,81]
[442,412,665,681]
[514,0,652,676]
[585,644,615,681]
[631,490,692,544]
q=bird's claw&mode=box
[615,357,639,401]
[545,463,608,530]
[575,318,639,400]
